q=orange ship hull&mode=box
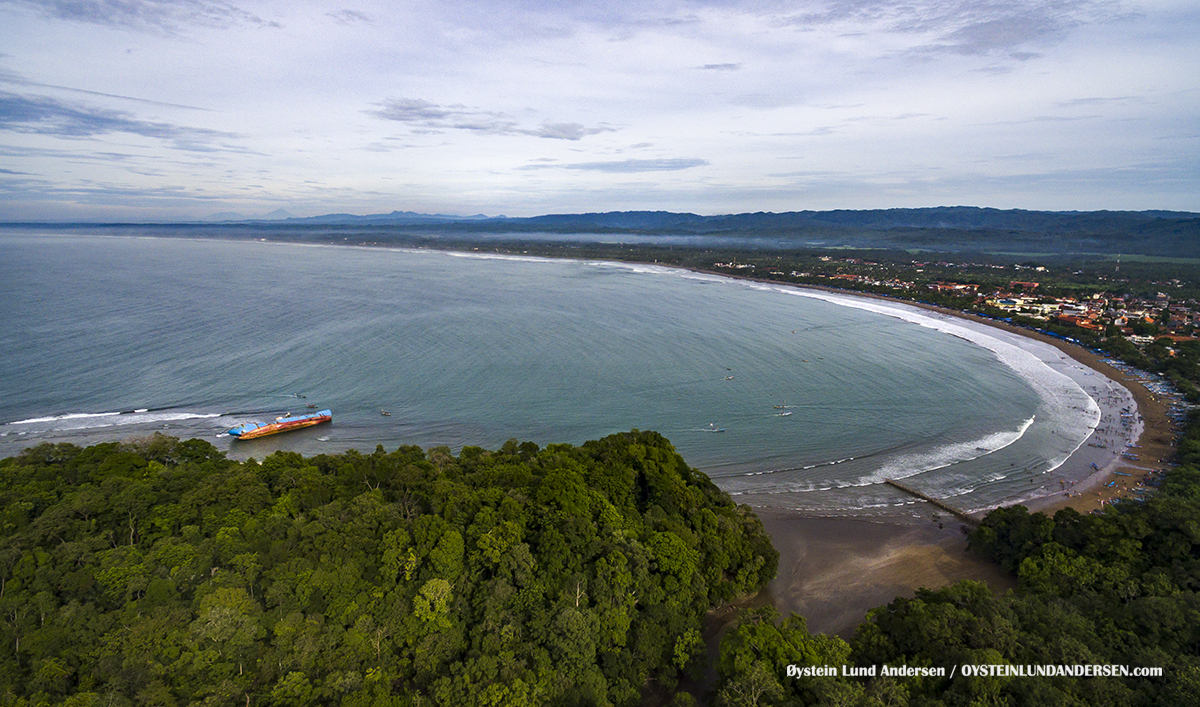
[226,409,332,439]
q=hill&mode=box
[278,207,1200,257]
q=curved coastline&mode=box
[612,261,1145,518]
[662,268,1161,517]
[746,281,1108,513]
[679,271,1175,636]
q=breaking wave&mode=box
[2,409,222,436]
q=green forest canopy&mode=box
[8,419,1200,707]
[0,430,777,707]
[711,417,1200,707]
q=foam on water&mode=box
[444,251,556,264]
[607,265,1107,512]
[747,284,1101,443]
[615,266,1101,460]
[2,410,224,435]
[858,416,1037,486]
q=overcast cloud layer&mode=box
[0,0,1196,220]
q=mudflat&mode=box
[757,511,1016,637]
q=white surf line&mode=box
[718,279,1115,512]
[621,265,1115,512]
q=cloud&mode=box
[926,12,1063,56]
[520,158,709,172]
[367,98,613,140]
[326,9,371,24]
[0,72,211,111]
[1057,95,1140,108]
[0,143,141,163]
[5,0,281,32]
[0,177,233,206]
[699,63,741,71]
[370,98,459,123]
[779,0,1129,57]
[731,94,802,109]
[0,92,238,150]
[534,122,609,140]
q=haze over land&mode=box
[1,0,1198,221]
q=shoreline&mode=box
[875,294,1174,517]
[700,274,1179,636]
[710,272,1175,517]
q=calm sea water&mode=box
[0,231,1096,517]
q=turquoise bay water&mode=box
[1,232,1083,517]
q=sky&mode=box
[0,0,1197,221]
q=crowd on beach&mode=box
[867,302,1191,521]
[1061,355,1186,514]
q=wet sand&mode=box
[756,512,1016,637]
[1018,345,1173,515]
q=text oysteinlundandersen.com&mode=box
[786,664,1164,679]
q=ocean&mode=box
[0,230,1101,518]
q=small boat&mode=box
[776,411,792,417]
[381,409,391,416]
[226,409,332,440]
[706,423,725,433]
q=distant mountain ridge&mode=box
[207,208,297,221]
[539,207,1200,233]
[253,210,493,224]
[16,206,1196,257]
[252,206,1200,256]
[270,205,1198,234]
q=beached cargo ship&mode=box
[225,409,331,440]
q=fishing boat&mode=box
[225,409,332,440]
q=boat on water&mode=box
[225,409,332,440]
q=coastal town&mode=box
[716,255,1198,340]
[713,253,1200,375]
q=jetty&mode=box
[885,478,979,527]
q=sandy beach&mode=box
[910,304,1175,517]
[981,327,1174,516]
[746,285,1178,638]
